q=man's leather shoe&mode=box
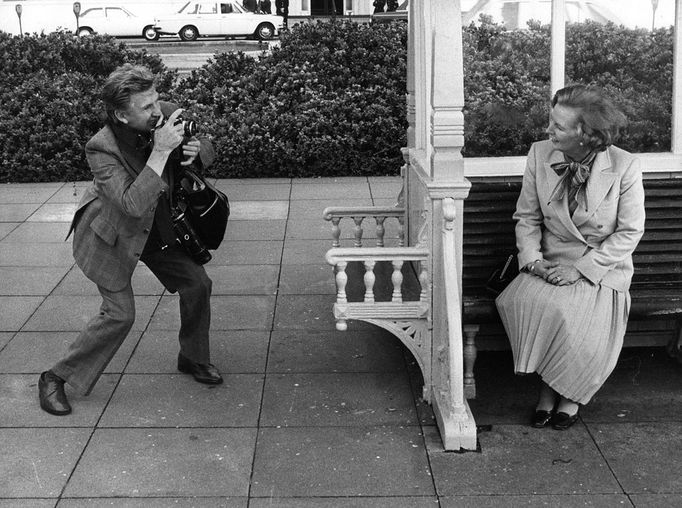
[177,354,223,385]
[38,371,72,416]
[531,409,553,428]
[551,411,580,430]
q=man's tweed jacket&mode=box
[68,102,215,292]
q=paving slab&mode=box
[224,219,286,241]
[249,498,439,508]
[0,223,19,241]
[281,239,333,265]
[273,294,343,331]
[215,182,291,201]
[0,331,142,374]
[22,295,160,332]
[0,374,118,428]
[98,373,263,427]
[0,500,56,508]
[278,263,336,295]
[260,372,417,427]
[44,182,90,204]
[58,498,247,507]
[27,203,77,222]
[0,266,70,296]
[0,332,13,350]
[3,222,70,242]
[368,177,403,199]
[229,201,288,220]
[629,494,682,507]
[126,329,269,374]
[589,422,682,494]
[205,264,280,295]
[427,425,621,496]
[439,494,632,507]
[267,329,406,373]
[0,203,40,221]
[148,295,275,331]
[53,265,166,296]
[0,184,62,204]
[251,426,434,497]
[63,428,256,498]
[0,427,91,498]
[0,296,44,331]
[290,182,371,200]
[210,240,283,265]
[0,243,74,266]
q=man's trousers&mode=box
[51,245,212,396]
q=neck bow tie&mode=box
[548,150,597,205]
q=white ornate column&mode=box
[550,0,566,95]
[673,0,682,153]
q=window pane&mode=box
[461,0,675,156]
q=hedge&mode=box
[0,18,674,182]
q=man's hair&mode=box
[101,64,156,124]
[552,84,628,151]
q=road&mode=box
[121,38,278,72]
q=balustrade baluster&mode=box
[375,217,386,247]
[391,260,404,302]
[352,217,364,247]
[419,263,428,302]
[335,261,348,303]
[331,218,341,247]
[364,260,376,302]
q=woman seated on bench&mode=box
[496,84,645,430]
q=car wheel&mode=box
[77,27,94,37]
[143,25,159,41]
[255,22,275,41]
[179,25,199,41]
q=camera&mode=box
[171,208,212,265]
[175,116,197,138]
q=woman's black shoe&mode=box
[531,409,553,428]
[551,411,580,430]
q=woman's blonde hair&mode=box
[552,84,627,151]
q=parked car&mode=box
[153,1,284,41]
[77,6,158,40]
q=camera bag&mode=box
[175,168,230,250]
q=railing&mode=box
[323,206,406,248]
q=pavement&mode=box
[0,176,681,507]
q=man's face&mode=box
[116,87,162,133]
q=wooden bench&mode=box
[461,176,682,397]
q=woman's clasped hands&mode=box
[527,260,582,286]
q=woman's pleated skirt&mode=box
[495,273,630,404]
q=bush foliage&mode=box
[0,19,674,182]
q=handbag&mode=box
[485,253,518,296]
[175,168,230,250]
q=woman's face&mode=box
[546,104,587,159]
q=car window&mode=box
[220,3,233,13]
[80,7,104,18]
[106,8,129,19]
[196,2,218,14]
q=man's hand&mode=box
[180,138,201,166]
[153,108,185,154]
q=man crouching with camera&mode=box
[38,64,222,416]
